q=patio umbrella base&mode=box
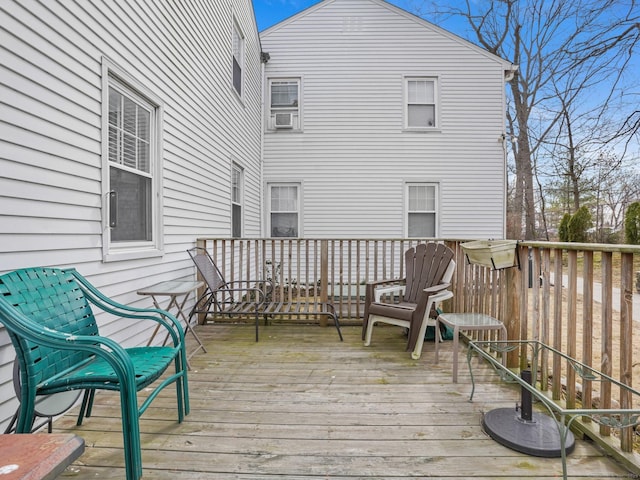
[483,407,575,458]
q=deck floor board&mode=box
[54,324,633,479]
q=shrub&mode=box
[559,213,571,242]
[625,201,640,245]
[567,206,592,242]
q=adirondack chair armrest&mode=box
[367,278,406,289]
[422,289,453,317]
[374,284,406,302]
[364,278,406,304]
[423,283,451,294]
[416,284,453,320]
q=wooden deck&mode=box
[54,324,633,479]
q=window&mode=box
[269,78,300,130]
[231,164,243,238]
[407,183,437,237]
[405,77,437,129]
[232,20,244,96]
[102,58,163,261]
[268,184,300,237]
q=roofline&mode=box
[260,0,334,35]
[260,0,515,69]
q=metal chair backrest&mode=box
[187,248,227,289]
[0,268,97,393]
[187,247,236,305]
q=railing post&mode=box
[320,239,329,327]
[518,244,529,372]
[620,252,634,452]
[505,250,521,368]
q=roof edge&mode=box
[260,0,515,68]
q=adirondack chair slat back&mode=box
[0,268,97,387]
[403,243,454,303]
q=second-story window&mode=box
[405,77,437,129]
[269,78,300,130]
[232,20,244,97]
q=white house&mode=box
[260,0,515,239]
[0,0,513,430]
[0,0,263,430]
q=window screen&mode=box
[270,185,299,237]
[407,184,437,237]
[407,79,436,128]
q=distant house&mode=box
[0,0,513,430]
[260,0,515,239]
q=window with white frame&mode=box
[268,184,300,237]
[406,183,438,237]
[405,77,437,129]
[103,60,163,261]
[269,78,300,130]
[232,20,244,97]
[231,163,243,238]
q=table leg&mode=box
[500,324,508,368]
[174,293,207,359]
[144,293,207,370]
[434,317,441,364]
[452,326,460,383]
[146,294,167,346]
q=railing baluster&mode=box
[620,252,634,451]
[553,248,564,401]
[582,250,594,418]
[601,251,613,437]
[566,249,578,409]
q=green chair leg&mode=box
[120,389,143,480]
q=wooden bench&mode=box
[467,340,640,480]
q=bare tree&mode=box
[413,0,640,239]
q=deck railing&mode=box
[196,237,640,462]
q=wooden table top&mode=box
[0,434,84,480]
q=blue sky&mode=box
[252,0,336,31]
[252,0,440,32]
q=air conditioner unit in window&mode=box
[274,112,293,129]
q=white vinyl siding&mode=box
[261,0,511,239]
[0,0,262,431]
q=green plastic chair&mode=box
[0,267,190,480]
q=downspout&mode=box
[260,51,270,238]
